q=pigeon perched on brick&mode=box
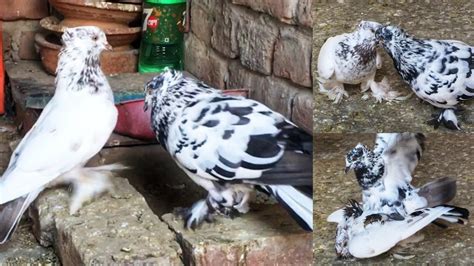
[318,21,407,103]
[328,133,469,258]
[144,70,313,231]
[0,26,122,244]
[376,25,474,130]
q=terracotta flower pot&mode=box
[49,0,142,27]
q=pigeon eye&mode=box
[92,35,98,41]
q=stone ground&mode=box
[313,133,473,264]
[312,0,474,133]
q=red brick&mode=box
[0,0,48,21]
[274,27,312,87]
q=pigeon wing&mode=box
[0,95,117,204]
[167,95,312,186]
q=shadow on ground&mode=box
[312,1,474,133]
[313,133,474,264]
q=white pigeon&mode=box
[144,70,313,231]
[328,133,469,258]
[317,21,406,103]
[376,25,474,130]
[329,200,468,258]
[0,26,121,244]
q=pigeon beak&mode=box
[104,43,112,51]
[344,166,351,174]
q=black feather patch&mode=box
[246,134,281,158]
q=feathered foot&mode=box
[318,78,348,104]
[63,163,128,215]
[368,77,411,103]
[175,199,215,230]
[177,190,248,230]
[427,109,461,130]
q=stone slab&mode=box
[30,176,182,265]
[162,204,312,266]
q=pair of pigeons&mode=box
[318,21,474,130]
[0,26,313,244]
[328,133,469,258]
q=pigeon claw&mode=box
[428,109,461,130]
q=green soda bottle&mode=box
[138,0,186,73]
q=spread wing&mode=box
[166,94,312,187]
[0,96,117,204]
[376,133,425,187]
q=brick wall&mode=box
[185,0,313,133]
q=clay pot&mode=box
[35,32,138,75]
[49,0,141,26]
[40,16,140,48]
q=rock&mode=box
[231,0,298,24]
[185,33,229,90]
[296,0,313,28]
[162,204,312,266]
[233,7,279,75]
[228,61,304,119]
[211,2,239,59]
[292,89,313,133]
[274,27,312,87]
[29,177,182,265]
[190,4,214,45]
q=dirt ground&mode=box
[313,133,474,264]
[312,0,474,133]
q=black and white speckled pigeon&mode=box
[0,26,122,244]
[376,25,474,130]
[318,21,406,103]
[328,133,469,258]
[144,70,313,231]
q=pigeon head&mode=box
[61,26,112,53]
[357,21,382,33]
[144,69,183,111]
[353,21,380,51]
[345,143,370,174]
[345,143,384,190]
[375,25,409,52]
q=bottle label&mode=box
[141,4,186,45]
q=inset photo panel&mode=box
[313,1,474,133]
[313,133,473,263]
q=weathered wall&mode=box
[1,0,49,61]
[185,0,313,132]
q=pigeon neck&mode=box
[55,46,107,95]
[390,36,431,83]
